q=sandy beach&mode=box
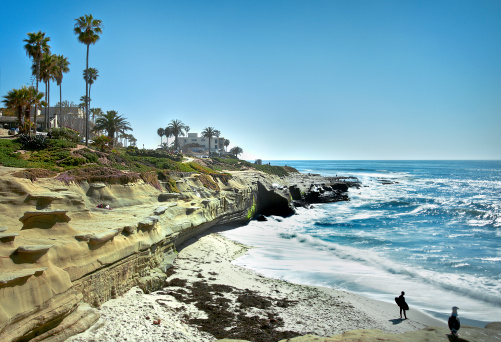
[67,228,446,342]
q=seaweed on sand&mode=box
[164,275,299,342]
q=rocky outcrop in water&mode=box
[285,173,359,207]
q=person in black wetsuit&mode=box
[448,306,460,336]
[398,291,408,319]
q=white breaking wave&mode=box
[225,160,501,324]
[222,209,501,323]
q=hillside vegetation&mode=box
[0,135,297,190]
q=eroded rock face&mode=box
[19,209,71,229]
[0,233,18,244]
[137,216,160,231]
[0,167,329,341]
[88,230,119,245]
[25,192,65,210]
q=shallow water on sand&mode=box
[222,160,501,327]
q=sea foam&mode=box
[223,160,501,326]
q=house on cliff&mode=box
[179,132,227,156]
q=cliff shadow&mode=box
[176,221,249,253]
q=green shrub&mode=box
[50,128,80,143]
[187,162,215,174]
[47,138,77,150]
[83,152,99,163]
[47,150,72,161]
[126,148,183,162]
[93,135,113,152]
[254,164,291,177]
[0,139,30,168]
[28,149,65,164]
[59,156,87,166]
[17,134,48,150]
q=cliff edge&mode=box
[0,165,299,341]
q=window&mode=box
[201,139,206,142]
[191,139,197,142]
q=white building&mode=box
[179,133,227,156]
[33,106,86,132]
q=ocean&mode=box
[221,160,501,327]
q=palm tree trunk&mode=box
[85,44,90,146]
[17,107,22,127]
[59,83,62,128]
[47,80,50,129]
[33,60,41,136]
[25,106,31,132]
[43,80,47,131]
[88,83,92,133]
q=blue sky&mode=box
[1,0,500,160]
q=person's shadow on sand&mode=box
[446,334,468,342]
[389,318,406,325]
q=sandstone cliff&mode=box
[0,166,295,341]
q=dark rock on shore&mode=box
[256,182,295,217]
[286,176,358,208]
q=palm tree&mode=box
[34,52,57,130]
[224,139,230,152]
[201,127,220,158]
[24,31,50,134]
[79,95,91,109]
[167,119,186,151]
[25,86,46,130]
[124,133,135,148]
[90,107,103,124]
[118,131,126,147]
[129,135,137,147]
[83,67,99,109]
[218,138,225,153]
[164,127,173,148]
[214,129,221,152]
[2,86,45,133]
[74,14,103,146]
[230,146,243,158]
[53,55,70,127]
[2,88,26,129]
[93,110,132,146]
[157,127,165,146]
